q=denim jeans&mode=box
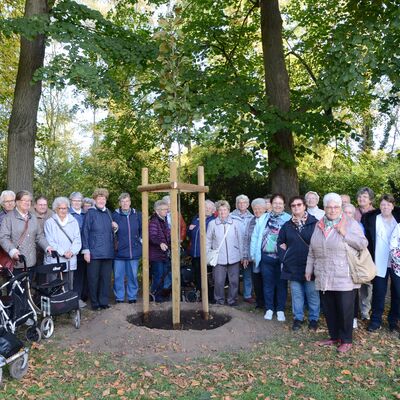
[150,260,171,301]
[241,265,253,299]
[114,259,139,301]
[370,268,400,328]
[290,280,320,321]
[260,254,287,312]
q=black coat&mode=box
[277,214,318,281]
[361,206,400,260]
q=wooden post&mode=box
[170,162,181,328]
[198,166,209,320]
[141,168,150,321]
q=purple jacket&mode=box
[149,213,171,262]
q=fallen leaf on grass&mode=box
[341,370,351,375]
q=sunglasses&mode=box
[290,203,303,208]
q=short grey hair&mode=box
[118,192,131,202]
[235,194,249,207]
[0,190,16,205]
[323,193,342,207]
[251,198,266,208]
[154,199,169,211]
[83,197,95,207]
[343,203,356,216]
[216,200,230,211]
[69,192,83,201]
[205,199,216,212]
[162,195,170,204]
[356,187,375,202]
[52,197,70,211]
[305,191,320,202]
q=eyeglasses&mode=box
[58,207,68,210]
[291,203,303,208]
[325,206,341,210]
[3,200,15,204]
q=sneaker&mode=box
[337,343,352,353]
[277,311,286,322]
[79,300,87,308]
[292,319,303,331]
[353,318,358,329]
[361,314,370,321]
[115,300,124,304]
[308,320,318,331]
[264,309,273,320]
[25,318,34,326]
[128,299,137,304]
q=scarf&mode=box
[318,213,345,238]
[291,211,308,231]
[261,212,286,255]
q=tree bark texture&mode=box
[7,0,50,193]
[260,0,299,201]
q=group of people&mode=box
[0,186,399,354]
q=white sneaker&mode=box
[353,318,358,329]
[277,311,286,322]
[25,318,34,326]
[79,300,87,309]
[264,309,273,320]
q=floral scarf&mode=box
[318,213,345,238]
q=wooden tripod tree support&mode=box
[138,162,209,329]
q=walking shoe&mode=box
[353,318,358,329]
[264,309,273,320]
[292,319,303,331]
[243,297,255,304]
[129,299,137,304]
[79,300,87,308]
[389,323,399,332]
[115,300,124,304]
[308,320,318,331]
[277,311,286,322]
[337,343,352,353]
[367,324,381,332]
[361,314,370,321]
[316,338,340,347]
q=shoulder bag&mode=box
[345,243,377,284]
[207,224,231,267]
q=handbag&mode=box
[207,224,231,267]
[345,243,377,284]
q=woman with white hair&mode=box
[306,193,368,353]
[305,191,325,220]
[44,197,82,289]
[0,190,16,226]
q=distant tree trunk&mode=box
[260,0,299,200]
[6,0,51,193]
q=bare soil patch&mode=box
[53,301,286,364]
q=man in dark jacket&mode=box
[112,193,142,304]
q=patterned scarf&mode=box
[291,211,308,232]
[318,213,345,238]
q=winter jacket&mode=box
[81,207,115,260]
[250,212,291,269]
[113,208,142,260]
[206,216,243,265]
[0,208,49,269]
[69,207,85,232]
[277,214,318,281]
[305,216,368,291]
[44,214,82,270]
[187,214,216,258]
[149,213,171,262]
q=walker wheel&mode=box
[40,317,54,339]
[73,309,81,329]
[9,353,29,380]
[26,326,42,343]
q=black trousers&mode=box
[87,259,113,308]
[320,290,355,344]
[252,270,265,308]
[73,254,88,300]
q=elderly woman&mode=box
[231,194,254,303]
[149,199,171,302]
[0,190,52,269]
[206,200,243,306]
[305,191,325,220]
[82,189,117,311]
[243,198,266,309]
[82,197,95,213]
[187,199,216,292]
[306,193,368,353]
[362,194,400,332]
[44,197,82,289]
[0,190,16,226]
[277,196,319,331]
[251,194,291,321]
[112,193,142,304]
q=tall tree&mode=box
[6,0,52,192]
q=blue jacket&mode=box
[69,207,85,232]
[112,208,142,260]
[187,214,216,257]
[250,212,291,269]
[277,214,318,281]
[81,207,114,260]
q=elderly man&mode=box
[305,191,325,220]
[33,195,53,265]
[231,194,254,303]
[0,190,16,226]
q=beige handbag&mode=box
[345,243,377,284]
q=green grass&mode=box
[1,322,399,399]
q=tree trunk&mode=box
[6,0,50,193]
[260,0,299,201]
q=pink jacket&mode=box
[306,216,368,291]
